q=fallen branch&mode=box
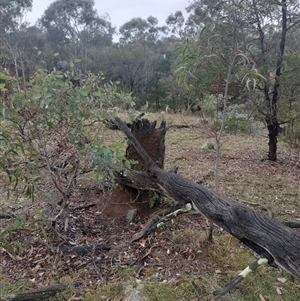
[0,284,66,301]
[131,204,192,242]
[113,117,300,282]
[213,257,268,298]
[60,243,111,255]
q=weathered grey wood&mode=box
[0,284,66,301]
[59,243,111,255]
[114,117,300,279]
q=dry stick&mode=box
[0,284,66,301]
[214,258,268,298]
[131,204,192,243]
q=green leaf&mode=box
[32,92,41,100]
[0,72,13,81]
[13,219,22,230]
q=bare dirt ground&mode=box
[1,113,300,300]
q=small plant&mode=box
[225,114,256,134]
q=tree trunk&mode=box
[267,0,287,161]
[267,114,279,161]
[114,117,300,280]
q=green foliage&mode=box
[90,141,135,186]
[0,63,134,252]
[225,114,256,134]
[1,63,134,201]
[280,119,300,149]
[86,283,123,301]
[0,209,53,256]
[201,94,218,118]
[0,0,32,33]
[119,16,167,44]
[0,126,38,202]
[40,0,113,46]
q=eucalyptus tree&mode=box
[0,0,35,83]
[2,25,46,83]
[277,29,300,148]
[40,0,114,72]
[166,11,186,38]
[177,0,300,161]
[118,16,168,45]
[243,0,300,160]
[0,0,32,34]
[115,17,170,107]
[107,44,148,94]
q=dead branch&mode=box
[113,117,300,280]
[0,284,66,301]
[59,243,111,255]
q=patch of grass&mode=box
[85,283,123,301]
[208,234,300,300]
[0,278,35,295]
[143,266,156,277]
[0,279,70,301]
[115,267,135,281]
[142,281,196,301]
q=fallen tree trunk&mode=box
[113,117,300,280]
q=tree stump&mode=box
[102,118,166,221]
[126,118,165,170]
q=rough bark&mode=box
[125,118,166,212]
[114,117,300,279]
[103,118,166,220]
[126,118,166,170]
[267,0,287,161]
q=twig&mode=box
[213,257,269,298]
[131,203,192,242]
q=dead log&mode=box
[59,243,111,255]
[113,117,300,280]
[0,284,66,301]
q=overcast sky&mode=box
[25,0,190,30]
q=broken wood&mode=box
[0,213,13,219]
[130,204,192,243]
[113,117,300,280]
[0,284,66,301]
[126,118,166,170]
[104,118,167,220]
[59,243,111,255]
